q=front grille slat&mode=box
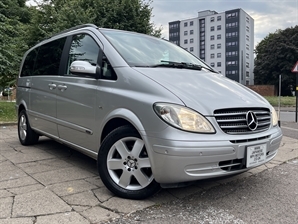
[214,107,271,135]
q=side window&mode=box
[33,37,66,76]
[102,54,117,80]
[20,48,38,77]
[67,34,99,77]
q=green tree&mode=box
[26,0,162,47]
[0,0,30,87]
[254,26,298,96]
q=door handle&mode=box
[48,83,56,90]
[58,85,67,91]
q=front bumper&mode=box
[145,127,283,184]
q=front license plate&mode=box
[246,144,267,168]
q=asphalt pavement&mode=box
[0,122,297,224]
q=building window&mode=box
[227,61,238,66]
[246,53,249,59]
[210,35,214,40]
[210,26,215,31]
[190,47,194,52]
[226,12,238,19]
[217,44,221,49]
[210,44,215,49]
[210,17,214,22]
[226,51,238,57]
[190,38,194,43]
[246,71,250,78]
[226,22,238,28]
[217,25,221,30]
[217,62,221,67]
[210,62,215,67]
[190,21,194,26]
[211,53,215,58]
[184,22,188,27]
[190,30,194,35]
[246,62,249,68]
[217,16,221,21]
[184,39,188,44]
[184,31,188,36]
[217,34,221,40]
[217,53,221,58]
[227,41,238,47]
[226,32,238,38]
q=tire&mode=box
[98,125,160,199]
[18,110,39,145]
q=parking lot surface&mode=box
[0,125,297,223]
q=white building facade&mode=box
[169,9,254,85]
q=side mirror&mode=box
[69,60,96,74]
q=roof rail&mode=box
[50,24,98,38]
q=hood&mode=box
[133,67,270,115]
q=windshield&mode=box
[100,29,211,68]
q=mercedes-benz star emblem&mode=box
[246,111,258,131]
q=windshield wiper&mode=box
[150,60,202,70]
[135,60,218,73]
[156,61,217,73]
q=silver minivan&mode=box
[16,24,282,199]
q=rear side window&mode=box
[33,37,66,76]
[20,49,38,77]
[20,37,66,77]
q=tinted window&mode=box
[33,37,66,76]
[20,48,38,77]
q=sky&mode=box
[150,0,298,48]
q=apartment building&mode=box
[169,9,254,85]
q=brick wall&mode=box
[246,85,276,96]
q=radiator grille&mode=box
[214,108,271,134]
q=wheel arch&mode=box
[100,108,146,144]
[17,101,28,115]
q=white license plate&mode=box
[246,144,267,168]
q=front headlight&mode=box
[271,106,278,126]
[153,103,215,133]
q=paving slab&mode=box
[101,197,155,213]
[35,212,89,224]
[80,206,120,223]
[62,191,100,207]
[1,150,55,164]
[7,184,45,195]
[17,158,73,174]
[93,187,114,203]
[273,136,298,162]
[0,176,38,190]
[48,180,98,197]
[0,197,13,219]
[32,167,95,185]
[0,218,34,224]
[12,189,72,217]
[0,190,13,198]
